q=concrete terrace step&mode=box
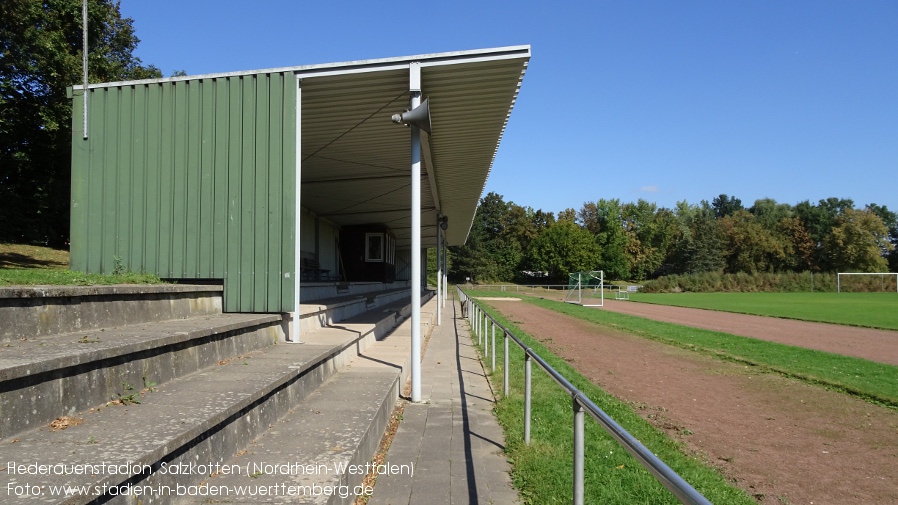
[0,284,225,342]
[0,313,284,439]
[1,336,349,504]
[1,294,434,505]
[174,304,433,505]
[298,287,411,335]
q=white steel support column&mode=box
[436,217,442,326]
[409,63,423,402]
[291,78,303,343]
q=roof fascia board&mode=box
[73,45,531,90]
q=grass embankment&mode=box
[466,294,756,505]
[0,243,162,285]
[630,292,898,331]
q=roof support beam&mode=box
[303,174,410,185]
[422,132,440,214]
[321,206,435,218]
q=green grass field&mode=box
[629,291,898,331]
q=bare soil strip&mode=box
[488,299,898,505]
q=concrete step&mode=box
[300,282,410,305]
[0,294,434,505]
[0,284,225,342]
[298,287,412,335]
[174,302,432,505]
[0,312,285,439]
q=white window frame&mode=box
[366,233,384,262]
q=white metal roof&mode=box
[298,46,530,249]
[77,46,530,249]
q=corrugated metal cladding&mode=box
[70,72,297,312]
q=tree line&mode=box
[449,192,898,283]
[1,0,161,247]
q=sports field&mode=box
[629,291,898,330]
[480,295,898,505]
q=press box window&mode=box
[366,233,384,262]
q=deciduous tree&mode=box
[823,207,893,272]
[0,0,160,245]
[525,219,601,283]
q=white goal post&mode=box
[837,272,898,293]
[564,270,605,306]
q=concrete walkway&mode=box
[369,297,519,505]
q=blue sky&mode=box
[119,0,897,216]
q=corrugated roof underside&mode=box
[300,54,528,248]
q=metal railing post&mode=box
[573,399,585,505]
[474,305,483,345]
[476,305,480,342]
[472,303,475,332]
[491,321,496,372]
[477,306,482,345]
[524,353,532,446]
[485,317,490,359]
[503,331,509,397]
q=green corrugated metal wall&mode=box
[70,72,297,313]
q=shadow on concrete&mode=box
[453,297,482,504]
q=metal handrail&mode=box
[457,287,713,505]
[466,284,569,291]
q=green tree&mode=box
[687,202,726,273]
[449,192,542,283]
[823,207,893,272]
[778,216,816,271]
[795,198,855,270]
[0,0,160,246]
[525,219,601,283]
[749,198,793,229]
[867,203,898,272]
[593,199,630,280]
[711,194,743,219]
[718,209,788,273]
[621,200,676,280]
[530,208,555,234]
[557,208,577,223]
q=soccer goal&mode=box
[837,272,898,293]
[564,270,604,306]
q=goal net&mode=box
[564,270,604,306]
[837,273,898,293]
